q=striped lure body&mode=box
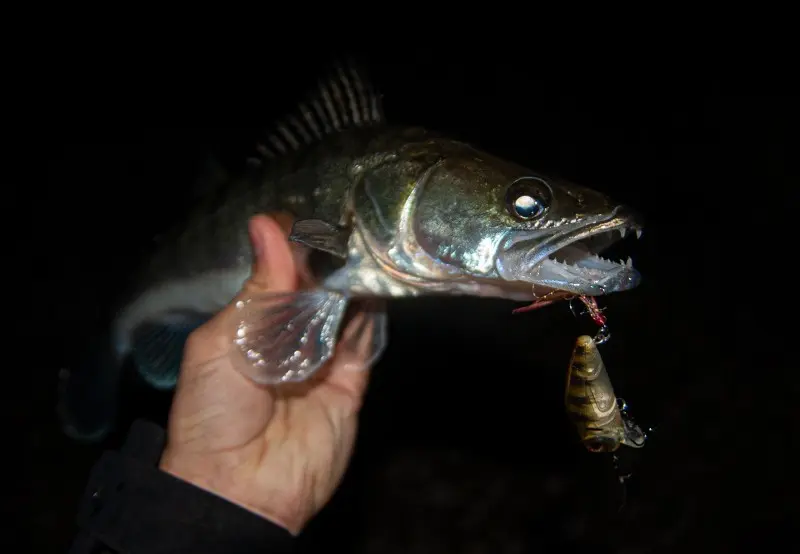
[565,335,646,453]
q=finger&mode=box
[247,214,297,293]
[326,302,385,394]
[185,214,297,355]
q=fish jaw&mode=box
[495,206,643,296]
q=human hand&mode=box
[159,213,377,535]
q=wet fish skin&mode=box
[58,129,438,440]
[343,140,640,298]
[58,59,645,442]
[110,129,441,355]
[233,71,645,388]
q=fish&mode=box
[58,59,645,442]
[564,335,646,453]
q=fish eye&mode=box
[505,177,551,221]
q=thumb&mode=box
[246,214,298,294]
[184,214,298,358]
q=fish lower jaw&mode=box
[528,256,641,296]
[525,223,644,294]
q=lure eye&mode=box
[584,436,618,453]
[585,439,609,453]
[505,177,551,221]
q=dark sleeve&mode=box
[68,419,295,554]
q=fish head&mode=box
[405,144,644,298]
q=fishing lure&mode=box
[565,334,646,453]
[555,294,655,513]
[566,332,650,511]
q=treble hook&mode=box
[568,297,581,319]
[594,325,611,345]
[569,295,611,344]
[568,296,587,319]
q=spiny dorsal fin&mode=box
[249,59,384,164]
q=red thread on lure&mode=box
[577,295,607,328]
[512,293,607,329]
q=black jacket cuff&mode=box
[69,419,295,554]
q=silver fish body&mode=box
[59,60,645,441]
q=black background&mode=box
[18,39,796,553]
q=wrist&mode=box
[159,446,306,535]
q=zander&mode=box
[58,60,644,442]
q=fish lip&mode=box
[496,206,644,295]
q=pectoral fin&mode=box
[337,301,389,372]
[289,219,350,259]
[233,289,349,384]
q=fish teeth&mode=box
[620,227,627,239]
[636,229,643,240]
[625,256,633,268]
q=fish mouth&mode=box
[496,207,644,296]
